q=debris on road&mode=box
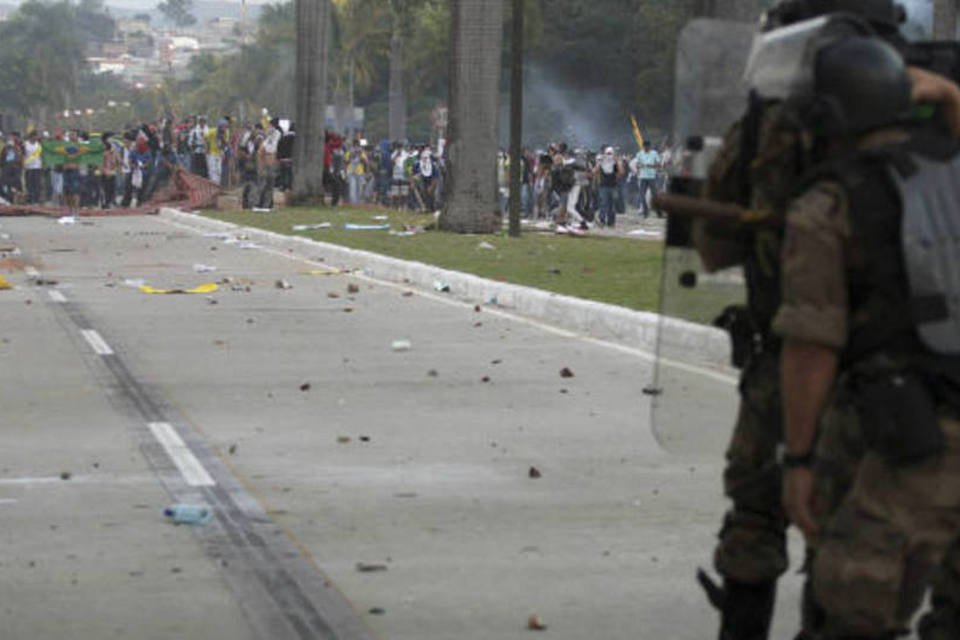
[163,504,212,525]
[481,376,491,383]
[356,562,389,573]
[344,223,390,231]
[527,614,548,631]
[228,444,237,455]
[391,340,412,352]
[60,471,72,481]
[292,223,332,231]
[401,291,414,297]
[368,608,385,616]
[347,283,360,294]
[299,382,312,392]
[193,264,217,273]
[560,367,574,378]
[0,275,11,290]
[343,307,354,313]
[275,279,293,290]
[56,216,77,225]
[477,241,496,251]
[359,435,371,442]
[337,436,352,444]
[139,283,219,295]
[433,280,451,293]
[426,369,438,377]
[528,467,542,479]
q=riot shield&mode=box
[649,19,755,452]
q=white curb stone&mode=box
[160,208,733,370]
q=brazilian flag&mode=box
[42,138,104,167]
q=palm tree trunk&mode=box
[508,0,524,238]
[933,0,958,38]
[700,0,762,21]
[292,0,329,202]
[440,0,504,234]
[388,17,406,142]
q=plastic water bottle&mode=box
[163,503,212,525]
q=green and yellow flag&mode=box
[42,138,104,167]
[630,115,645,150]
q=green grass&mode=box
[202,206,743,320]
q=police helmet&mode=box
[799,36,911,136]
[764,0,906,33]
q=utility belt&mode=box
[845,352,955,465]
[713,305,780,370]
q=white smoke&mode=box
[899,0,933,39]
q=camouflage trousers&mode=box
[811,397,960,639]
[714,349,789,584]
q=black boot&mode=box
[699,569,776,640]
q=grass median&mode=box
[202,206,742,322]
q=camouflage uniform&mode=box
[697,102,805,636]
[774,134,960,638]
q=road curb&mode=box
[160,208,733,370]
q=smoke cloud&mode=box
[900,0,933,38]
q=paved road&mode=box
[0,214,805,639]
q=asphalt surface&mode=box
[0,213,807,639]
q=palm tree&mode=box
[292,0,329,202]
[699,0,764,21]
[439,0,504,233]
[933,0,958,38]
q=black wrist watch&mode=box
[781,450,815,469]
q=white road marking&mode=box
[147,422,216,487]
[24,266,39,278]
[48,290,67,303]
[80,329,113,355]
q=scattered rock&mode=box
[359,435,371,443]
[356,562,389,573]
[59,471,72,481]
[560,367,574,378]
[559,389,569,394]
[327,292,340,299]
[401,291,414,297]
[481,376,491,383]
[343,307,354,313]
[246,318,255,324]
[337,436,352,444]
[426,369,438,377]
[473,322,483,328]
[527,614,548,631]
[642,386,663,396]
[391,340,412,352]
[347,283,360,294]
[528,466,542,479]
[275,279,292,290]
[368,607,385,616]
[474,304,482,312]
[228,444,237,455]
[491,359,502,365]
[206,297,218,305]
[299,383,312,392]
[170,566,182,574]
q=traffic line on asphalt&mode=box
[80,329,114,355]
[48,289,67,303]
[147,422,216,487]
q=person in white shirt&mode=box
[635,140,661,218]
[23,132,44,204]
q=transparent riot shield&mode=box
[648,19,755,452]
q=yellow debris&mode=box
[0,275,11,290]
[139,283,219,295]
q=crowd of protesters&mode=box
[0,111,675,229]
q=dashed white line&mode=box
[80,329,114,356]
[147,422,216,487]
[48,290,67,303]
